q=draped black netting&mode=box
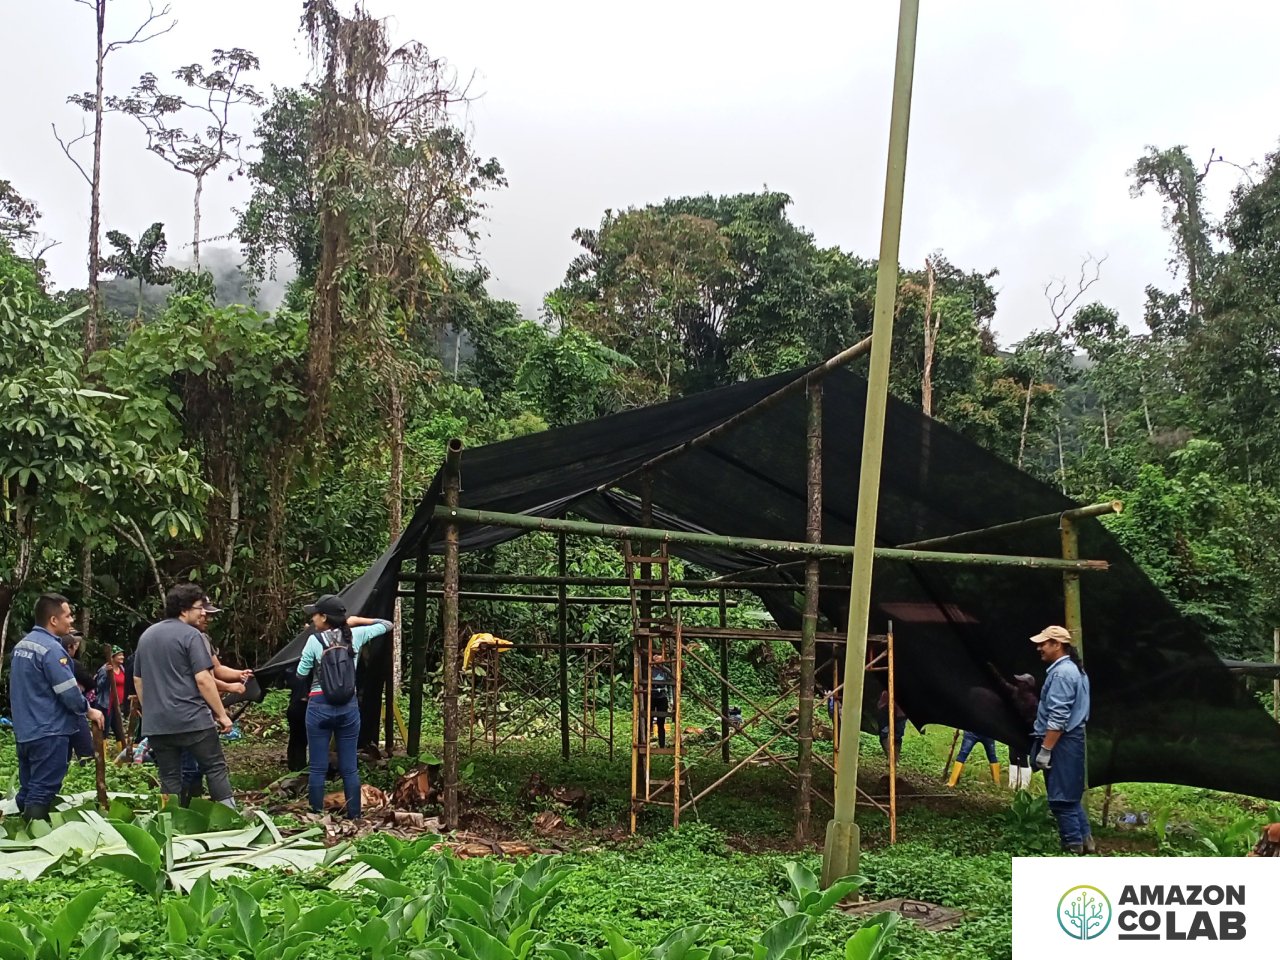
[257,364,1280,799]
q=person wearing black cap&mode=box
[296,594,391,819]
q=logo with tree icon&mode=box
[1058,885,1112,940]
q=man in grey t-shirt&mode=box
[134,583,235,807]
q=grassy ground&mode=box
[3,706,1277,960]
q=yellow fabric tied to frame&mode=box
[463,632,513,671]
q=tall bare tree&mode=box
[57,0,176,356]
[1015,254,1107,472]
[57,0,175,642]
[105,48,265,268]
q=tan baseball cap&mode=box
[1030,625,1072,644]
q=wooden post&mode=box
[441,439,463,830]
[1060,514,1086,790]
[720,589,730,764]
[887,621,897,844]
[407,541,428,756]
[796,381,822,841]
[1274,626,1279,725]
[558,531,570,760]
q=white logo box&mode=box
[1013,857,1280,959]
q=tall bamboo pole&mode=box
[720,590,730,764]
[1273,627,1278,725]
[431,508,1110,574]
[1061,514,1087,794]
[407,540,428,755]
[796,382,822,840]
[441,439,463,829]
[558,531,570,760]
[822,0,920,888]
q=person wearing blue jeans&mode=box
[295,595,391,819]
[1030,624,1094,854]
[948,730,1001,786]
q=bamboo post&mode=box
[673,615,683,828]
[1274,626,1279,724]
[796,381,822,841]
[407,541,428,756]
[431,508,1111,574]
[887,621,897,845]
[1060,513,1086,793]
[897,501,1123,551]
[558,531,570,760]
[441,438,463,829]
[823,0,920,889]
[720,589,730,764]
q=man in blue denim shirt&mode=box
[1030,624,1094,854]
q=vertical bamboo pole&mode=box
[1273,626,1279,724]
[441,438,463,829]
[558,531,570,760]
[720,590,730,763]
[407,541,428,755]
[1060,514,1087,791]
[796,381,822,841]
[887,621,897,845]
[823,0,921,888]
[673,616,683,828]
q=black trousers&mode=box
[287,696,309,771]
[149,728,234,805]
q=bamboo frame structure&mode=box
[432,507,1111,573]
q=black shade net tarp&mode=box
[256,364,1280,799]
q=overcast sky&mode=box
[5,0,1278,345]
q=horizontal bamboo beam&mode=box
[681,626,849,643]
[605,336,873,489]
[895,500,1123,551]
[394,589,736,608]
[397,571,848,592]
[432,506,1111,572]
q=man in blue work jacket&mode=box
[8,593,104,821]
[1030,624,1093,854]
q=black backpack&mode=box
[315,629,357,705]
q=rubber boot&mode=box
[1082,835,1097,855]
[990,762,1002,785]
[22,802,51,823]
[946,761,964,787]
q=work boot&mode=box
[946,761,964,787]
[22,802,51,823]
[1082,835,1097,855]
[990,762,1002,785]
[1061,843,1085,855]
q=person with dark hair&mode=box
[1030,624,1094,854]
[95,646,129,748]
[296,594,391,819]
[61,630,97,762]
[992,670,1040,789]
[133,584,235,808]
[7,594,103,821]
[178,597,253,804]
